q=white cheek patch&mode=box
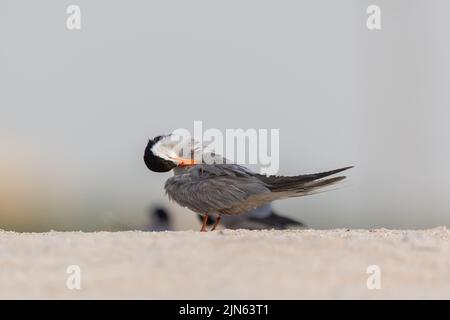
[151,141,177,162]
[151,134,203,162]
[151,135,188,163]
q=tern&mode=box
[144,134,352,232]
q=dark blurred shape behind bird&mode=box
[146,206,173,231]
[197,203,305,230]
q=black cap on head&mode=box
[143,136,177,172]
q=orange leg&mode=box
[200,214,209,232]
[210,214,222,231]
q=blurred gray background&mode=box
[1,0,449,231]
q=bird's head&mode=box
[144,134,199,172]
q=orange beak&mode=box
[171,157,199,167]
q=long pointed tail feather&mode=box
[259,166,353,193]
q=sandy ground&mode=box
[0,228,449,299]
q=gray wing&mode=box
[165,164,271,215]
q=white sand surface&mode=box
[0,228,449,299]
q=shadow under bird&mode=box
[144,134,352,232]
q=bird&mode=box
[196,203,305,230]
[144,133,352,232]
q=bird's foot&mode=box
[210,215,222,231]
[200,214,209,232]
